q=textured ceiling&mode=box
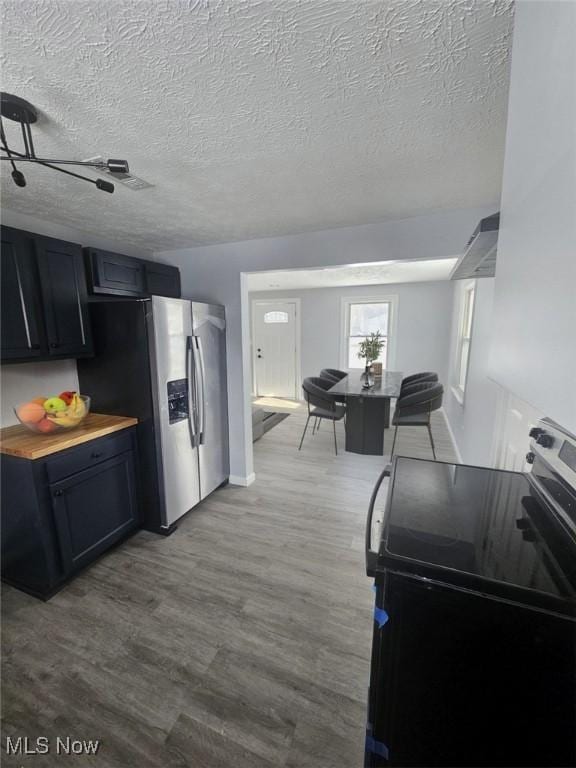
[247,257,457,290]
[1,0,513,252]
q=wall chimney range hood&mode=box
[450,212,500,280]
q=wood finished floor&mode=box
[1,410,457,767]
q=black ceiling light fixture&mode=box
[0,93,129,194]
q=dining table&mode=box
[328,370,403,456]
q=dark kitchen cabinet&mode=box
[144,260,181,298]
[1,427,140,599]
[0,227,43,360]
[0,227,93,363]
[35,236,93,358]
[85,247,181,299]
[50,452,138,573]
[84,248,146,297]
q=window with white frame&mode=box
[455,283,475,397]
[342,299,395,370]
[263,311,289,324]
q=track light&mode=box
[0,93,130,194]
[106,159,129,174]
[96,178,114,193]
[11,168,26,187]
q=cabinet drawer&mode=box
[45,430,133,483]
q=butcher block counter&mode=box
[1,413,140,599]
[0,413,138,459]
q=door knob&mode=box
[257,355,262,359]
[54,490,63,497]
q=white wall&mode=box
[156,206,493,482]
[250,281,453,391]
[444,279,500,465]
[489,0,576,432]
[0,208,143,426]
[1,209,146,258]
[1,360,79,426]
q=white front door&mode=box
[252,301,298,399]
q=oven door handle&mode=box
[366,465,391,577]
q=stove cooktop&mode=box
[375,457,576,617]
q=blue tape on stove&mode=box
[374,606,389,628]
[365,734,390,759]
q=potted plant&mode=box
[358,332,385,388]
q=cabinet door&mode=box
[35,236,93,358]
[50,452,139,573]
[0,227,43,361]
[85,248,146,296]
[144,261,181,298]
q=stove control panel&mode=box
[529,418,576,490]
[529,418,576,537]
[559,440,576,474]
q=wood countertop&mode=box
[0,413,138,460]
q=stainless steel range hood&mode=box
[450,212,500,280]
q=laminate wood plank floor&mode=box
[1,409,457,767]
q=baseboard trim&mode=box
[439,407,463,464]
[229,473,256,487]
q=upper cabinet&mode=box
[84,249,146,297]
[1,228,43,361]
[1,227,93,363]
[144,260,181,299]
[35,236,93,358]
[84,248,181,299]
[1,228,181,364]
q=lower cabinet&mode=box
[50,452,138,573]
[1,428,140,599]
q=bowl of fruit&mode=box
[14,392,91,434]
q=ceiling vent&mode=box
[450,213,500,280]
[84,156,154,191]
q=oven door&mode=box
[365,571,576,768]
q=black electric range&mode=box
[364,418,576,767]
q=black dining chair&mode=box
[318,368,347,424]
[391,382,444,460]
[299,377,346,455]
[400,371,438,395]
[319,368,347,383]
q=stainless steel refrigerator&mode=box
[78,296,229,533]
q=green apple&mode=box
[43,396,67,413]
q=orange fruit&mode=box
[17,402,46,424]
[36,418,57,433]
[31,397,46,406]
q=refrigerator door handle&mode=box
[186,335,198,447]
[195,336,207,444]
